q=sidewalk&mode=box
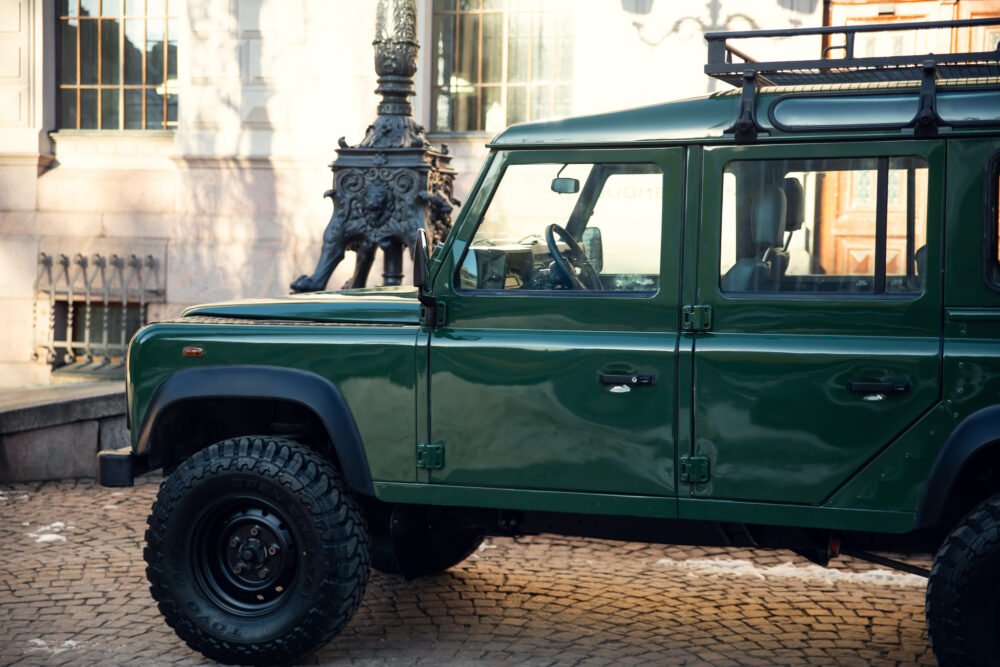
[0,382,126,483]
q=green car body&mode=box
[101,16,1000,664]
[118,86,1000,545]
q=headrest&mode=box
[914,245,927,277]
[781,178,805,232]
[751,185,787,248]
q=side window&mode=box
[457,162,662,294]
[720,156,928,296]
[987,154,1000,288]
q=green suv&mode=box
[100,18,1000,667]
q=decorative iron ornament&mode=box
[292,0,460,292]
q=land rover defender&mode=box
[100,17,1000,667]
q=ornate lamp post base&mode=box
[291,0,458,292]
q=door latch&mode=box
[416,442,445,469]
[682,305,713,332]
[679,455,710,484]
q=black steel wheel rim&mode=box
[190,496,299,616]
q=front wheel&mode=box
[926,494,1000,667]
[145,436,370,666]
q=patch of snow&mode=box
[21,521,29,527]
[654,557,925,587]
[16,494,28,501]
[477,542,497,551]
[26,638,80,655]
[32,534,67,544]
[111,492,124,497]
[101,504,119,510]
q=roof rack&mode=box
[704,17,1000,143]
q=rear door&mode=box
[686,141,944,505]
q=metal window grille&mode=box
[430,0,574,133]
[56,0,178,131]
[34,252,164,378]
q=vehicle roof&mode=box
[488,81,1000,148]
[490,92,737,147]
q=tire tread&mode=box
[144,436,370,666]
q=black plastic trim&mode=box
[983,151,1000,293]
[874,157,889,294]
[915,404,1000,528]
[97,446,148,487]
[136,366,375,496]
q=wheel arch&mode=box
[916,404,1000,530]
[137,365,374,496]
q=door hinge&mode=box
[679,455,710,484]
[682,304,713,332]
[419,302,447,327]
[416,442,445,469]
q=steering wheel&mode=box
[544,224,603,290]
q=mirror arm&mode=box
[413,228,441,327]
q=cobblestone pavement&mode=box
[1,478,936,667]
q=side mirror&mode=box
[413,228,431,289]
[551,177,580,194]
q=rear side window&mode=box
[987,154,1000,288]
[720,156,928,296]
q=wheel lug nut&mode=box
[234,563,245,574]
[258,568,269,579]
[250,527,259,537]
[229,537,241,548]
[268,544,279,556]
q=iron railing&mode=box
[34,252,164,376]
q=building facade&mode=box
[0,0,995,387]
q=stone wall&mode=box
[0,382,126,481]
[0,0,826,388]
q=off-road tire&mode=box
[926,494,1000,667]
[145,436,370,666]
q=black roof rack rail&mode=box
[705,17,1000,143]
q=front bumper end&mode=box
[97,447,148,487]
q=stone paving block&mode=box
[0,477,939,666]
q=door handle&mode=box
[599,373,656,387]
[847,380,910,395]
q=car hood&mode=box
[181,286,421,325]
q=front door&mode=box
[688,141,944,505]
[427,148,683,496]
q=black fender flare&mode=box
[136,365,374,496]
[915,405,1000,528]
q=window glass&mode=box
[56,0,177,131]
[720,156,928,296]
[457,162,662,293]
[431,0,574,133]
